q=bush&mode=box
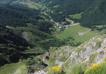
[85,63,106,74]
[65,63,86,74]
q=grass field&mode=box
[0,62,27,74]
[56,24,97,45]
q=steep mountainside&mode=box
[0,25,29,66]
[0,0,61,69]
[0,0,60,51]
[43,0,94,21]
[81,0,106,26]
[42,0,106,27]
[0,0,106,74]
[1,0,106,26]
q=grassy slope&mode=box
[56,25,97,44]
[0,62,27,74]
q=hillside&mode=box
[1,0,106,27]
[42,0,106,27]
[0,0,60,71]
[0,0,106,74]
[81,0,106,26]
[0,25,29,66]
[56,24,97,46]
[48,35,106,74]
[0,0,61,50]
[43,0,93,21]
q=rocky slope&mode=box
[48,34,106,74]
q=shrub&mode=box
[85,63,106,74]
[65,63,86,74]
